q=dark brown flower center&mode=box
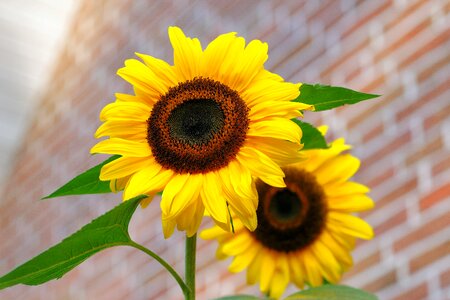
[147,78,249,174]
[252,167,327,252]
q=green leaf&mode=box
[295,83,379,111]
[292,119,328,150]
[214,295,263,300]
[284,285,378,300]
[0,195,146,289]
[43,155,120,199]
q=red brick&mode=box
[424,101,450,131]
[420,182,450,211]
[383,0,428,33]
[362,123,384,143]
[418,52,450,83]
[362,269,397,292]
[368,167,395,189]
[362,131,412,173]
[393,212,450,252]
[396,79,450,122]
[410,240,450,273]
[307,0,341,31]
[432,154,450,177]
[399,28,450,70]
[392,282,428,300]
[405,136,444,166]
[374,17,431,62]
[344,250,381,279]
[347,86,403,128]
[441,268,450,288]
[341,1,392,39]
[272,37,312,70]
[345,66,362,83]
[374,210,407,235]
[320,37,370,78]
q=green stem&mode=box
[129,241,189,297]
[185,234,197,300]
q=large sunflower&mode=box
[91,26,311,238]
[201,133,374,298]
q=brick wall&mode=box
[1,1,449,299]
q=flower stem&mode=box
[129,241,189,297]
[185,234,197,300]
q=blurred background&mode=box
[0,1,448,299]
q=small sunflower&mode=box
[201,133,374,299]
[91,26,311,238]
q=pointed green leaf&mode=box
[284,285,377,300]
[292,119,328,150]
[0,195,146,289]
[295,84,379,111]
[43,155,120,199]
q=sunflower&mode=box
[91,26,311,238]
[201,133,374,299]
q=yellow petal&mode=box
[325,181,370,197]
[99,101,151,122]
[217,37,246,87]
[289,252,305,289]
[160,173,190,216]
[248,117,302,144]
[90,138,151,157]
[260,250,276,293]
[249,100,308,121]
[140,194,155,208]
[95,119,147,140]
[161,174,203,218]
[270,264,290,299]
[237,147,286,188]
[310,240,341,283]
[320,230,353,269]
[328,212,374,240]
[328,194,375,212]
[200,226,229,240]
[202,32,238,80]
[227,160,257,205]
[178,198,205,237]
[201,172,230,228]
[228,243,260,273]
[301,250,323,287]
[242,78,300,108]
[246,136,304,166]
[219,162,258,230]
[224,39,268,93]
[301,139,351,173]
[168,26,203,81]
[117,59,169,96]
[247,250,264,285]
[162,218,176,239]
[100,156,154,180]
[314,154,360,186]
[115,92,155,106]
[135,52,178,86]
[124,167,173,199]
[221,231,253,256]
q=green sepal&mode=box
[292,119,328,150]
[284,284,378,300]
[0,195,146,290]
[295,83,379,111]
[43,155,120,199]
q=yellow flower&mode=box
[91,26,311,238]
[201,134,374,298]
